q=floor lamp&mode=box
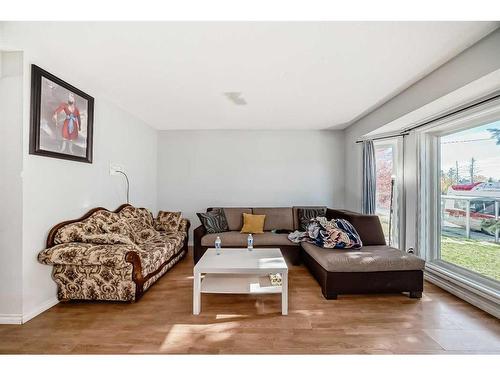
[116,170,130,204]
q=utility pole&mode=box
[469,159,473,183]
[455,161,459,183]
[469,157,478,183]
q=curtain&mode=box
[362,140,376,215]
[414,132,424,257]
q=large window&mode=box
[417,99,500,300]
[439,122,500,281]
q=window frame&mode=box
[417,98,500,296]
[374,137,405,249]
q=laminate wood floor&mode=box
[1,248,499,354]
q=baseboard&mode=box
[22,296,59,324]
[425,271,500,319]
[0,314,23,324]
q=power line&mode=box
[441,138,491,144]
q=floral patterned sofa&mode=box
[38,204,190,302]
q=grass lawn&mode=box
[441,236,500,281]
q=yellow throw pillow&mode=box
[240,213,266,234]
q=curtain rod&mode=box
[355,132,409,144]
[400,90,500,134]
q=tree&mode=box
[447,168,456,183]
[375,149,393,210]
[488,128,500,145]
[441,168,457,194]
[468,157,479,183]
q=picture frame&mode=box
[29,64,94,163]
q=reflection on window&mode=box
[440,122,500,281]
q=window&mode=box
[375,139,403,248]
[439,122,500,281]
[375,144,394,241]
[417,99,500,297]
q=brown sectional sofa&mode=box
[194,206,425,299]
[194,206,320,265]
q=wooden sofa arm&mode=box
[326,209,386,246]
[182,219,191,254]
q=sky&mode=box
[440,121,500,180]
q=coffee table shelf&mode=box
[201,274,282,294]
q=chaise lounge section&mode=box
[194,206,425,299]
[302,209,424,299]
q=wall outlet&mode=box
[109,163,125,176]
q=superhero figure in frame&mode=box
[52,93,82,154]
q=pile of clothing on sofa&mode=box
[288,216,362,249]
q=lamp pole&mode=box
[116,170,130,204]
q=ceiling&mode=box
[3,22,499,130]
[366,69,500,137]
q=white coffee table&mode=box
[193,248,288,315]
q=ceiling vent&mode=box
[224,92,247,105]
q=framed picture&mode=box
[29,64,94,163]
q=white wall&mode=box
[22,98,158,320]
[0,52,23,321]
[157,130,345,240]
[343,28,500,212]
[1,25,158,322]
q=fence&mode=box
[441,195,499,243]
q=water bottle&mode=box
[247,234,253,251]
[215,236,222,255]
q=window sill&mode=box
[425,262,500,318]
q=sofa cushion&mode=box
[301,243,425,272]
[240,213,266,234]
[155,211,182,233]
[201,231,248,247]
[327,209,386,246]
[54,210,136,246]
[197,209,229,234]
[140,232,186,275]
[201,231,300,247]
[119,206,158,244]
[253,207,293,231]
[297,207,327,231]
[119,206,154,230]
[220,208,252,231]
[253,232,300,247]
[178,218,189,234]
[293,206,327,230]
